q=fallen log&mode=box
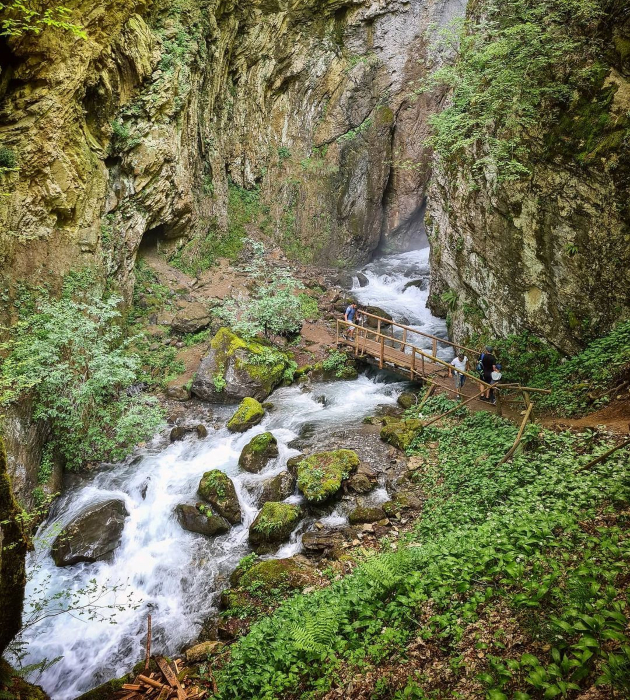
[138,674,166,690]
[498,402,534,465]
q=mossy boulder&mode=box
[238,558,318,591]
[259,470,296,505]
[238,432,278,473]
[192,328,289,403]
[380,419,424,451]
[227,398,265,432]
[397,391,417,410]
[347,472,374,494]
[382,491,423,517]
[296,449,360,503]
[175,503,230,537]
[348,505,386,524]
[249,502,302,552]
[198,470,241,524]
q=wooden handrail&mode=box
[337,319,493,389]
[356,309,481,359]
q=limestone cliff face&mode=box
[427,21,630,354]
[0,0,464,500]
[0,0,465,310]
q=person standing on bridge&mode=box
[344,302,358,339]
[449,351,469,399]
[479,345,498,401]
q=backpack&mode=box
[476,352,485,373]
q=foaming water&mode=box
[352,248,451,359]
[19,247,444,698]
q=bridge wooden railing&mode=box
[336,317,493,390]
[356,309,482,362]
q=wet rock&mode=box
[346,472,373,494]
[170,426,188,442]
[51,499,129,567]
[286,455,303,475]
[198,470,241,524]
[258,470,296,505]
[397,391,417,410]
[402,279,427,292]
[165,384,191,401]
[171,301,211,334]
[302,528,345,554]
[175,504,230,537]
[382,491,423,517]
[236,557,318,591]
[238,432,278,473]
[196,424,208,438]
[185,640,224,663]
[364,306,393,328]
[249,502,302,552]
[380,419,424,451]
[348,505,386,524]
[227,398,265,433]
[356,272,369,287]
[332,272,354,288]
[296,449,360,503]
[192,328,289,404]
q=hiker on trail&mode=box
[448,351,469,399]
[344,302,358,339]
[478,345,498,402]
[489,364,502,405]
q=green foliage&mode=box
[182,328,212,346]
[0,291,164,471]
[322,350,353,378]
[422,0,612,182]
[337,117,374,143]
[215,403,629,698]
[298,293,320,321]
[0,2,86,38]
[37,444,54,485]
[277,146,292,161]
[212,373,227,393]
[0,146,17,169]
[171,184,260,275]
[440,288,458,311]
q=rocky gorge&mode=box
[1,0,629,698]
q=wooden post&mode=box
[432,338,437,357]
[379,336,385,369]
[495,389,503,417]
[144,614,152,673]
[498,402,534,465]
[377,319,381,336]
[411,347,416,379]
[355,326,359,354]
[421,352,425,375]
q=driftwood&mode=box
[144,615,152,673]
[577,435,630,472]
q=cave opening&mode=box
[138,224,168,255]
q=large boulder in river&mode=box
[227,398,265,432]
[191,328,289,404]
[364,306,393,328]
[51,499,128,567]
[175,503,230,537]
[296,449,359,503]
[258,470,296,505]
[238,432,278,472]
[249,502,302,552]
[198,470,241,524]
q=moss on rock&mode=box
[238,558,318,591]
[227,397,265,432]
[238,432,278,473]
[249,502,302,552]
[380,419,424,451]
[348,505,386,524]
[296,449,359,503]
[198,470,241,524]
[258,470,296,505]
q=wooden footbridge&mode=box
[336,311,550,421]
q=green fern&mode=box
[289,606,340,653]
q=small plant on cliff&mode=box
[0,290,164,470]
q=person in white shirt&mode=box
[448,351,469,398]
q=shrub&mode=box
[0,291,164,470]
[0,146,17,169]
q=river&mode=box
[19,246,448,699]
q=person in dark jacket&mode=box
[479,345,498,401]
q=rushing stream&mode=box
[21,246,448,699]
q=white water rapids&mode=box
[19,247,448,699]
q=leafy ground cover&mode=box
[210,399,629,699]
